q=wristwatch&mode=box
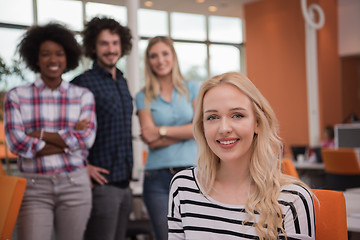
[159,127,167,137]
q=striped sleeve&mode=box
[279,184,315,240]
[168,171,189,239]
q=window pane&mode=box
[86,2,127,25]
[174,42,207,82]
[62,64,85,82]
[210,45,240,76]
[0,29,23,64]
[209,16,243,43]
[0,0,33,25]
[171,13,206,41]
[117,57,127,76]
[38,0,83,31]
[138,9,168,37]
[0,28,35,90]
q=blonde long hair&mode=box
[193,72,308,239]
[143,36,188,107]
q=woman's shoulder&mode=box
[279,183,313,205]
[135,89,146,106]
[135,88,145,98]
[185,80,200,89]
[184,81,201,100]
[170,167,196,187]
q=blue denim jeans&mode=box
[143,169,175,240]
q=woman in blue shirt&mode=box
[135,36,200,240]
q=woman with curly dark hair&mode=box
[4,23,97,240]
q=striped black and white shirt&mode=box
[168,167,315,240]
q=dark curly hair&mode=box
[18,23,81,73]
[83,17,132,60]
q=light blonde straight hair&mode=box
[193,72,310,239]
[143,36,188,108]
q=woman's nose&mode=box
[219,118,232,134]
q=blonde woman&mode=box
[168,72,315,240]
[135,36,200,240]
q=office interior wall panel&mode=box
[244,0,308,155]
[244,0,341,154]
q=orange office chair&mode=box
[0,175,26,240]
[321,148,360,190]
[0,121,17,175]
[0,163,6,176]
[312,189,348,240]
[281,158,299,178]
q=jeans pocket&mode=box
[69,171,90,187]
[144,169,160,180]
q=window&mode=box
[171,13,206,41]
[0,28,34,90]
[210,44,240,76]
[0,0,244,90]
[0,0,33,25]
[174,42,207,82]
[138,9,168,37]
[209,16,243,43]
[37,0,83,31]
[86,2,127,25]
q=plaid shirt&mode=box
[71,62,133,183]
[4,78,97,175]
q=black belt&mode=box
[110,180,130,188]
[93,180,129,189]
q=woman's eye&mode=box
[149,54,157,59]
[206,115,217,121]
[233,113,244,119]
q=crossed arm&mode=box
[26,119,93,156]
[137,99,196,149]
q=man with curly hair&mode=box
[4,23,97,240]
[71,17,134,240]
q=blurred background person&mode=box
[71,17,133,240]
[135,36,200,240]
[321,125,335,148]
[4,23,96,240]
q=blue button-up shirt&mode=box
[72,62,133,183]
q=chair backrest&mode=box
[0,121,17,175]
[0,163,6,176]
[321,148,360,175]
[281,158,299,178]
[0,175,26,240]
[312,189,348,240]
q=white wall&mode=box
[338,0,360,56]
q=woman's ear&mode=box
[254,120,259,135]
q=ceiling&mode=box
[88,0,259,18]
